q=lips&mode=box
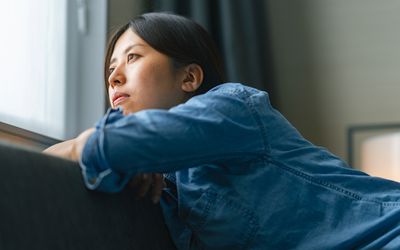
[112,92,130,107]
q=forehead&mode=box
[110,29,147,60]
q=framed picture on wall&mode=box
[347,123,400,182]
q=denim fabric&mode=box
[80,83,400,249]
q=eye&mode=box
[108,67,115,74]
[127,53,139,62]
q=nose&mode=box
[108,64,126,88]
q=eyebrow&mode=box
[109,44,146,65]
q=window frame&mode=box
[0,0,107,145]
[0,122,60,149]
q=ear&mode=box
[180,64,204,93]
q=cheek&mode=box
[135,64,159,83]
[141,60,176,84]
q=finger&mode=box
[151,174,164,204]
[136,174,152,198]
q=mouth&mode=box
[112,92,130,107]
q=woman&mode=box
[45,13,400,249]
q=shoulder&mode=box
[208,82,261,95]
[179,82,273,116]
[201,82,272,106]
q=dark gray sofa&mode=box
[0,141,176,250]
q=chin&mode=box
[119,104,149,115]
[121,108,131,116]
[121,107,139,116]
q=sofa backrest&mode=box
[0,141,176,250]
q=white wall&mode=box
[267,0,400,163]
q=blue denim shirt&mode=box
[80,83,400,249]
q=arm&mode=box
[44,128,95,161]
[82,84,266,192]
[44,128,165,203]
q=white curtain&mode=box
[0,0,67,139]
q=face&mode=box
[108,29,188,115]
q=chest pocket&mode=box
[185,190,259,250]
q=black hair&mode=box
[104,12,226,96]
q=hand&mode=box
[128,173,166,204]
[43,128,95,161]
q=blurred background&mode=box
[2,0,400,178]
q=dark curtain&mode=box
[147,0,276,104]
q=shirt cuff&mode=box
[79,107,128,193]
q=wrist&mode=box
[74,128,96,161]
[70,137,79,161]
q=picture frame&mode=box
[347,123,400,170]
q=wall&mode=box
[107,0,146,35]
[267,0,400,164]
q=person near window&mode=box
[45,12,400,249]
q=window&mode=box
[0,0,107,141]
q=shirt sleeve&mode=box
[80,83,267,192]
